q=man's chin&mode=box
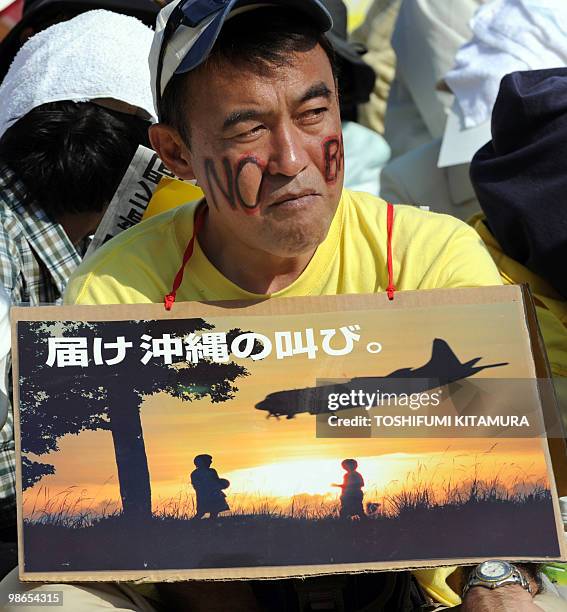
[260,218,332,258]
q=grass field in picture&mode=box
[23,472,558,572]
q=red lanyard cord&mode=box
[164,204,207,311]
[164,201,396,310]
[386,202,396,301]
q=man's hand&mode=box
[462,584,541,612]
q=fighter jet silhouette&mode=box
[254,338,508,419]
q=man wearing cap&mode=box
[66,0,499,307]
[2,0,553,610]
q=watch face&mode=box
[478,560,512,581]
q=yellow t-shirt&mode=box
[66,189,501,306]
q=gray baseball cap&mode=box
[149,0,333,112]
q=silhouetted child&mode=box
[333,458,365,519]
[190,454,230,519]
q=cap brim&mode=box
[175,0,332,76]
[438,104,492,168]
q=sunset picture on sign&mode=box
[14,293,564,580]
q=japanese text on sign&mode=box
[46,325,383,367]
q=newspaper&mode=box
[84,145,176,259]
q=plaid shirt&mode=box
[0,163,81,526]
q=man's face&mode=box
[183,44,343,257]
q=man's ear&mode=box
[149,123,195,180]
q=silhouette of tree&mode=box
[22,457,54,489]
[18,319,249,519]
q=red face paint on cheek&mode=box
[321,135,344,184]
[235,154,266,216]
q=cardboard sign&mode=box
[12,286,567,582]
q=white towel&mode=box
[0,9,156,139]
[445,0,567,128]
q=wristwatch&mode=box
[463,560,532,597]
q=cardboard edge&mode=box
[19,555,567,583]
[10,285,519,324]
[520,284,567,559]
[11,315,26,580]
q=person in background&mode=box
[350,0,402,135]
[323,0,390,196]
[469,68,567,494]
[0,285,12,577]
[0,0,159,85]
[0,8,155,561]
[378,0,484,219]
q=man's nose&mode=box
[266,124,310,177]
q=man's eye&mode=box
[301,108,328,122]
[238,125,265,139]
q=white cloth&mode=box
[380,138,480,220]
[385,0,482,157]
[445,0,567,129]
[0,9,156,138]
[381,0,483,216]
[342,120,390,196]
